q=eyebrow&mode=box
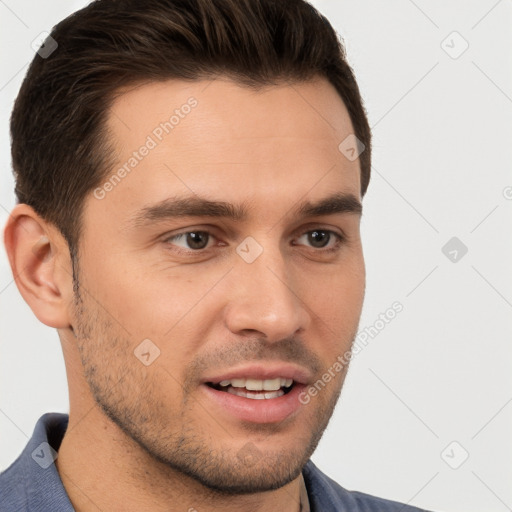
[128,192,362,229]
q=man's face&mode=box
[71,77,365,493]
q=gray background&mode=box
[1,1,511,511]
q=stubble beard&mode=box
[71,277,351,495]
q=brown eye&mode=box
[165,231,212,251]
[295,229,343,251]
[307,230,331,248]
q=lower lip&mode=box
[202,383,306,424]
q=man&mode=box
[0,0,434,510]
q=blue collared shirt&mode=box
[0,413,434,511]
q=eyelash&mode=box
[163,228,345,255]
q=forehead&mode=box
[107,77,354,142]
[86,77,361,231]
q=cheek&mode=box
[87,261,224,384]
[81,247,191,331]
[305,262,365,352]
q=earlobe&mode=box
[3,204,74,329]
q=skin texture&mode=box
[4,76,366,512]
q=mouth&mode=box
[206,377,295,400]
[201,365,311,424]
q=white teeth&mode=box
[265,389,285,399]
[245,378,263,391]
[217,377,293,391]
[246,391,265,399]
[263,378,282,391]
[227,387,285,399]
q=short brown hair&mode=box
[10,0,371,268]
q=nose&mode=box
[223,239,312,342]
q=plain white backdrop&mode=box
[1,1,511,511]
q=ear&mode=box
[3,203,74,329]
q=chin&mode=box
[170,450,307,495]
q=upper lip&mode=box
[203,362,312,386]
